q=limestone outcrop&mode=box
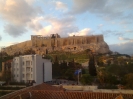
[3,41,32,55]
[2,34,111,55]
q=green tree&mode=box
[52,56,60,78]
[88,52,97,76]
[123,73,133,89]
[1,70,11,85]
[107,64,128,77]
[97,68,107,84]
[64,69,74,80]
[106,73,118,85]
[80,74,93,85]
[97,68,118,87]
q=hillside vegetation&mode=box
[45,50,89,63]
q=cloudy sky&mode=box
[0,0,133,55]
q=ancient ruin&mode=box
[2,34,110,55]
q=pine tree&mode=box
[88,52,97,76]
[52,56,60,77]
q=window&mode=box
[26,61,30,66]
[31,74,32,78]
[23,62,24,65]
[26,67,30,72]
[17,75,18,77]
[22,74,25,78]
[31,68,32,72]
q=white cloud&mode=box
[25,0,35,5]
[55,1,67,11]
[4,24,27,37]
[126,30,133,33]
[35,16,78,37]
[34,16,93,37]
[109,41,133,55]
[99,24,103,27]
[118,37,124,40]
[71,0,107,14]
[70,0,133,24]
[28,16,44,31]
[36,25,52,36]
[101,30,133,39]
[68,28,92,36]
[101,29,133,38]
[101,30,123,37]
[119,21,132,25]
[0,0,42,37]
[98,24,103,29]
[118,37,133,41]
[0,0,41,25]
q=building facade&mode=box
[12,55,52,85]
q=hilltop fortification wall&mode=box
[31,35,51,47]
[3,34,110,55]
[31,35,104,47]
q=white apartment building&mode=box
[12,54,52,85]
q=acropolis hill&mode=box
[3,34,110,55]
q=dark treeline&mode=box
[52,56,84,80]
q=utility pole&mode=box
[77,69,82,85]
[78,72,79,85]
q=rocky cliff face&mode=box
[97,42,110,54]
[3,35,110,55]
[3,40,32,55]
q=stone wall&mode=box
[31,35,104,47]
[3,34,110,55]
[31,35,51,47]
[62,85,98,91]
[93,89,133,94]
[56,85,133,94]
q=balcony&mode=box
[26,77,32,80]
[26,71,31,74]
[26,67,32,73]
[26,65,31,67]
[26,61,31,67]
